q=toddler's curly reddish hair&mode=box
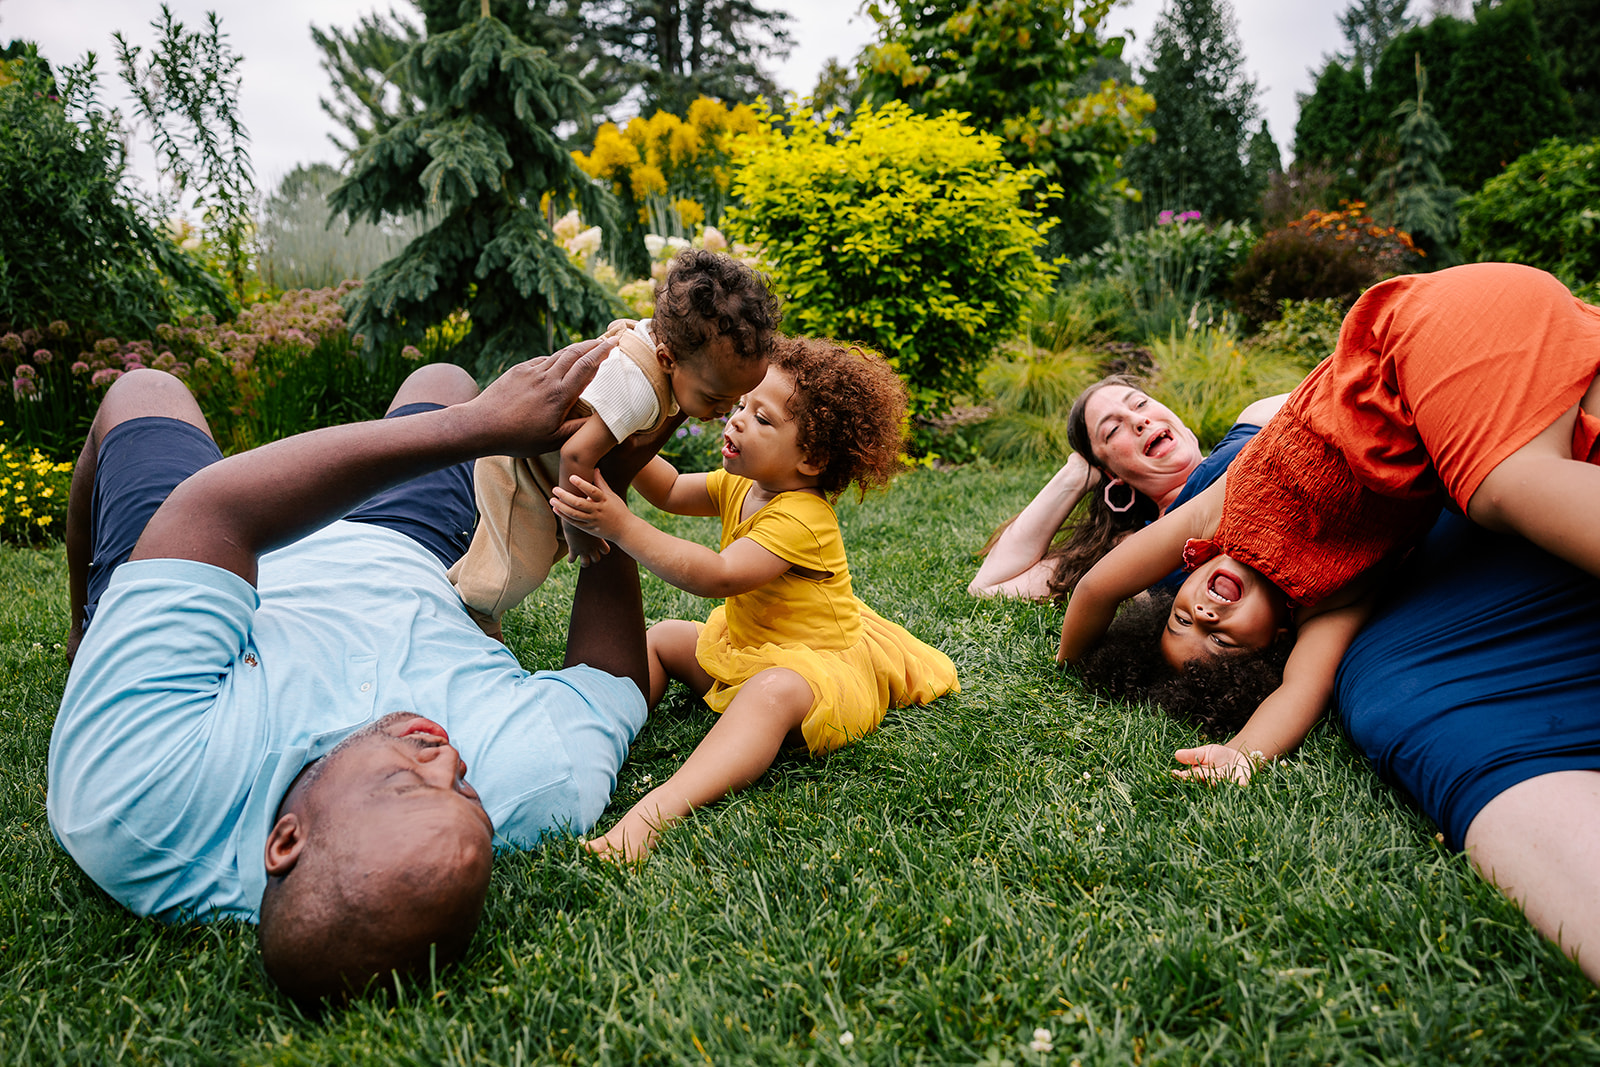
[768,337,908,499]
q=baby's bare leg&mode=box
[644,620,714,708]
[1467,402,1600,578]
[588,667,811,861]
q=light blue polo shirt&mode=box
[47,521,645,923]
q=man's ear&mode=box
[655,343,676,373]
[264,813,307,877]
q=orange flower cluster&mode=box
[1290,201,1423,257]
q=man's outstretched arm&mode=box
[131,340,610,585]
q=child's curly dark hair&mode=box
[768,337,908,500]
[1073,589,1293,737]
[653,249,782,365]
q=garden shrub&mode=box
[1151,322,1309,448]
[972,347,1102,463]
[1458,137,1600,290]
[1248,298,1347,367]
[0,49,229,338]
[723,100,1055,417]
[0,432,71,546]
[1228,202,1422,328]
[1024,275,1139,351]
[1076,212,1256,340]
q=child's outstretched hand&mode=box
[1172,744,1258,785]
[561,520,610,567]
[552,470,634,544]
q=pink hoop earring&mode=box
[1103,478,1136,513]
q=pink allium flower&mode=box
[15,363,36,379]
[32,348,52,364]
[91,368,123,387]
[48,320,69,338]
[1,333,24,355]
[401,345,424,361]
[12,376,37,398]
[71,361,90,375]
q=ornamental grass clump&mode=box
[0,427,71,545]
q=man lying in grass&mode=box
[48,340,664,1006]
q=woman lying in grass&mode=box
[969,375,1285,601]
[1058,264,1600,781]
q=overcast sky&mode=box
[2,0,1354,202]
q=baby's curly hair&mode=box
[768,337,908,500]
[653,249,782,365]
[1073,589,1293,737]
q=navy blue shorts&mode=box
[84,403,476,628]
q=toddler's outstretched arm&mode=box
[1057,489,1217,664]
[558,415,620,565]
[553,471,791,597]
[1174,596,1371,783]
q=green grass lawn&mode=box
[3,461,1598,1064]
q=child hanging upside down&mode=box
[1057,263,1600,781]
[553,338,960,859]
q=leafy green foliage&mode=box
[1149,321,1312,447]
[590,0,794,116]
[858,0,1154,254]
[1533,0,1600,139]
[1366,58,1462,265]
[1335,0,1415,83]
[723,101,1055,416]
[331,7,621,377]
[0,50,229,339]
[1077,215,1256,340]
[114,6,256,306]
[0,439,71,545]
[1292,59,1371,204]
[1120,0,1264,222]
[1228,203,1421,327]
[310,5,426,153]
[1248,297,1348,367]
[1458,137,1600,290]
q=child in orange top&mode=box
[1057,263,1600,782]
[552,338,960,859]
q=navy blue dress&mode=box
[1334,512,1600,850]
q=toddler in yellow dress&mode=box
[552,337,960,859]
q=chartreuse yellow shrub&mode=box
[0,424,72,546]
[723,100,1055,416]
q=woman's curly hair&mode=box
[1073,589,1293,737]
[653,249,782,365]
[768,337,908,500]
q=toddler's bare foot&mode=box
[583,826,655,862]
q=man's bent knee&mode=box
[92,369,210,449]
[388,363,478,413]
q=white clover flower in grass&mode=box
[839,1031,854,1047]
[1030,1028,1054,1053]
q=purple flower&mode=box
[400,345,424,362]
[32,348,52,364]
[91,368,123,387]
[688,423,703,436]
[12,376,37,398]
[14,362,36,379]
[675,426,688,438]
[71,361,90,375]
[1157,210,1174,225]
[1179,210,1203,222]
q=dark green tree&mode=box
[1337,0,1416,82]
[115,5,255,306]
[315,3,630,153]
[1367,56,1462,265]
[0,47,228,336]
[1293,58,1371,202]
[589,0,794,116]
[330,0,620,376]
[1121,0,1262,221]
[310,7,426,154]
[1531,0,1600,138]
[856,1,1155,255]
[1245,119,1282,208]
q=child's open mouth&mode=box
[722,436,739,458]
[1208,570,1243,603]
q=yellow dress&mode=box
[694,469,960,755]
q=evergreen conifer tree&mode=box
[330,0,620,377]
[1367,55,1462,266]
[1337,0,1416,83]
[1293,58,1370,202]
[1121,0,1262,221]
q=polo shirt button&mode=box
[360,682,371,692]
